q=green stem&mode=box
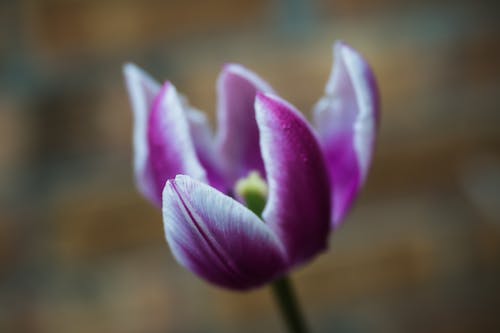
[235,173,309,332]
[271,276,309,333]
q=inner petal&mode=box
[215,64,275,189]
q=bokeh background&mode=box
[1,0,500,332]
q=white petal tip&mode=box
[220,63,275,93]
[123,63,160,88]
[222,63,244,72]
[123,62,143,78]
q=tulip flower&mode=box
[124,41,379,332]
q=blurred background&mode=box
[1,0,500,332]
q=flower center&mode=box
[234,171,268,218]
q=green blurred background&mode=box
[1,0,499,332]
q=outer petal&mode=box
[256,93,331,266]
[163,175,288,290]
[147,83,206,206]
[215,64,275,188]
[123,63,161,203]
[313,42,380,228]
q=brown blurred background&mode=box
[1,0,500,332]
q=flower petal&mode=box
[123,63,161,204]
[147,82,207,206]
[313,42,380,228]
[256,93,331,266]
[184,105,225,192]
[163,175,288,290]
[215,64,275,188]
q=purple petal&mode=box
[184,106,226,192]
[215,64,275,188]
[123,63,162,204]
[147,82,206,206]
[313,41,380,228]
[163,175,288,290]
[256,93,331,266]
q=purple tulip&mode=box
[124,41,379,290]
